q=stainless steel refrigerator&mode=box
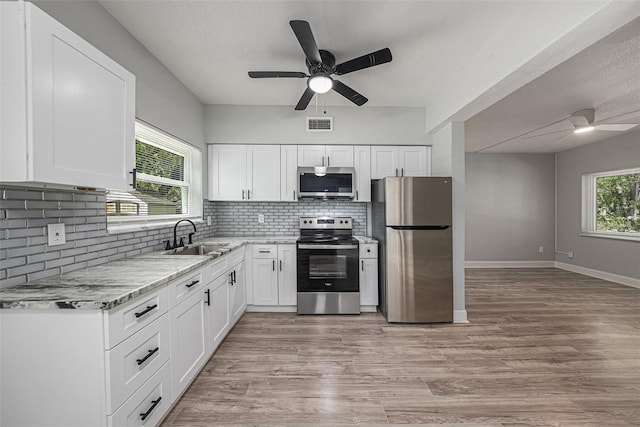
[372,177,453,323]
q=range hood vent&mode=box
[306,117,333,132]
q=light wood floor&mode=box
[162,268,640,426]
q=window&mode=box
[107,122,202,231]
[582,168,639,239]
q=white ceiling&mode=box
[98,0,640,153]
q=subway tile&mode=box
[0,238,28,250]
[26,218,61,227]
[108,252,126,262]
[59,201,86,209]
[43,192,73,201]
[87,242,110,253]
[86,216,105,224]
[61,261,88,274]
[28,268,60,282]
[74,252,99,263]
[99,248,118,258]
[46,257,75,269]
[61,247,87,258]
[5,210,43,219]
[3,189,43,200]
[43,209,75,218]
[6,227,45,239]
[88,257,109,267]
[0,200,27,209]
[73,209,99,217]
[85,201,105,209]
[0,275,27,289]
[2,256,27,269]
[27,252,60,263]
[72,193,98,202]
[74,238,100,248]
[7,262,44,277]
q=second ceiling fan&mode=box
[248,20,392,110]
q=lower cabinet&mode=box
[204,272,230,355]
[359,243,379,311]
[229,260,247,323]
[250,244,296,309]
[169,289,208,401]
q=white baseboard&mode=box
[360,306,378,313]
[454,309,468,323]
[246,305,297,313]
[554,262,640,289]
[465,261,555,268]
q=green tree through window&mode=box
[596,173,640,233]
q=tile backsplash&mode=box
[0,186,368,288]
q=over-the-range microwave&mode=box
[297,167,355,199]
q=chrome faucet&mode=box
[165,219,197,250]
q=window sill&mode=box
[580,232,640,242]
[107,217,204,234]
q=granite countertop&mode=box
[0,235,375,311]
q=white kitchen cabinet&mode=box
[204,273,230,355]
[277,244,297,306]
[0,2,135,190]
[354,146,371,202]
[169,289,208,401]
[280,145,299,201]
[298,145,354,167]
[359,243,379,310]
[229,261,247,324]
[370,146,430,179]
[208,145,280,201]
[250,244,297,309]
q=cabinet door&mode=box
[251,258,279,305]
[359,258,379,306]
[354,146,371,202]
[28,3,135,190]
[277,245,297,306]
[297,145,326,167]
[206,274,230,354]
[326,145,354,167]
[370,146,398,179]
[229,262,247,323]
[280,145,298,201]
[398,146,429,177]
[208,145,247,200]
[247,145,281,201]
[169,291,207,400]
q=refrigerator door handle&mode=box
[389,225,450,231]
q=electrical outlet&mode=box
[258,214,264,224]
[568,251,574,259]
[207,216,212,226]
[538,246,544,253]
[47,223,66,246]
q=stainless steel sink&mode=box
[166,243,228,255]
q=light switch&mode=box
[258,214,264,224]
[47,223,66,246]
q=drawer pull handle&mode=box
[139,397,162,421]
[134,304,158,318]
[136,347,159,366]
[272,260,275,271]
[205,289,210,306]
[185,280,200,288]
[258,250,270,253]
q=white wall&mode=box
[33,0,206,187]
[556,130,640,279]
[205,105,430,145]
[465,153,555,262]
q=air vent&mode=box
[306,117,333,132]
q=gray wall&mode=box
[465,153,556,262]
[205,105,430,145]
[556,131,640,279]
[33,0,205,175]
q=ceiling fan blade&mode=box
[333,80,368,106]
[334,48,392,75]
[290,20,322,65]
[522,129,572,140]
[295,87,315,110]
[248,71,307,78]
[593,123,638,131]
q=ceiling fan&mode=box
[524,108,638,142]
[248,20,392,110]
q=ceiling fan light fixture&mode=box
[308,74,332,93]
[574,126,595,134]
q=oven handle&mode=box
[297,244,358,250]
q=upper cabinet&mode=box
[371,146,430,179]
[280,145,298,201]
[0,2,135,190]
[208,145,281,201]
[353,146,371,202]
[298,145,354,167]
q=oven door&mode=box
[296,243,359,292]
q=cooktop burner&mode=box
[297,216,357,245]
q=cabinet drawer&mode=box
[168,268,204,308]
[359,243,378,259]
[208,256,228,281]
[252,244,277,258]
[106,313,170,414]
[105,287,168,349]
[108,361,171,427]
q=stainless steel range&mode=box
[296,217,360,314]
